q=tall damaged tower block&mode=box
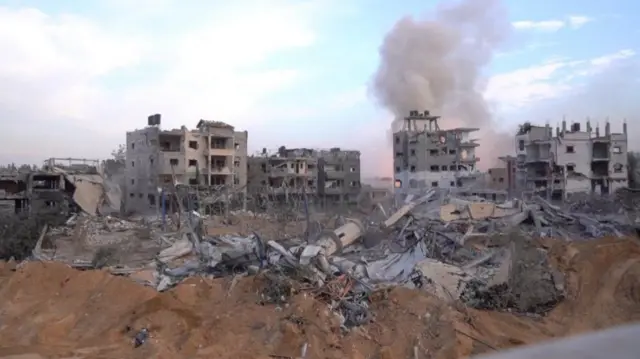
[392,110,487,197]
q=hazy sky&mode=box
[0,0,638,175]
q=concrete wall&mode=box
[565,178,591,194]
[556,131,590,171]
[394,130,479,172]
[125,127,160,213]
[488,168,508,190]
[609,133,627,179]
[182,130,204,184]
[233,131,248,190]
[247,157,268,193]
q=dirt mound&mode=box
[0,237,638,359]
[545,237,640,333]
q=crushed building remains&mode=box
[0,158,121,216]
[247,146,362,205]
[1,177,637,358]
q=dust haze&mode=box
[532,60,640,150]
[371,0,514,169]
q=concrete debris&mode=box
[133,328,149,348]
[2,185,639,331]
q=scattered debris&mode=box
[0,184,639,358]
[133,328,149,348]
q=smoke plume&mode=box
[371,0,513,168]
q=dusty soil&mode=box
[0,237,638,359]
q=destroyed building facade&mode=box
[0,158,118,216]
[360,177,393,204]
[317,148,361,203]
[247,147,319,199]
[393,110,494,196]
[516,120,628,199]
[125,115,248,213]
[247,147,361,204]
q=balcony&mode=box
[325,169,345,179]
[270,168,310,177]
[207,166,232,175]
[324,187,344,195]
[205,147,235,156]
[525,155,551,164]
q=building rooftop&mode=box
[196,119,234,130]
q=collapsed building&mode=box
[247,147,361,205]
[360,177,393,204]
[516,120,628,200]
[0,158,121,216]
[125,115,248,213]
[393,110,506,201]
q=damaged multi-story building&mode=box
[247,147,319,201]
[0,158,119,216]
[125,114,248,213]
[317,148,361,203]
[393,110,503,199]
[247,147,361,204]
[515,120,628,199]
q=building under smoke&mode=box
[372,0,513,171]
[393,110,506,200]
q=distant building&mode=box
[317,148,361,203]
[247,147,318,200]
[125,114,248,213]
[515,120,628,199]
[0,158,105,215]
[360,177,393,203]
[487,155,517,195]
[392,110,487,190]
[247,146,361,204]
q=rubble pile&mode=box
[26,189,637,319]
[0,187,638,357]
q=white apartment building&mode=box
[515,120,628,200]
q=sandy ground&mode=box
[0,237,638,359]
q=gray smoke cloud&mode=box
[371,0,514,168]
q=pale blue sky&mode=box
[0,0,637,174]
